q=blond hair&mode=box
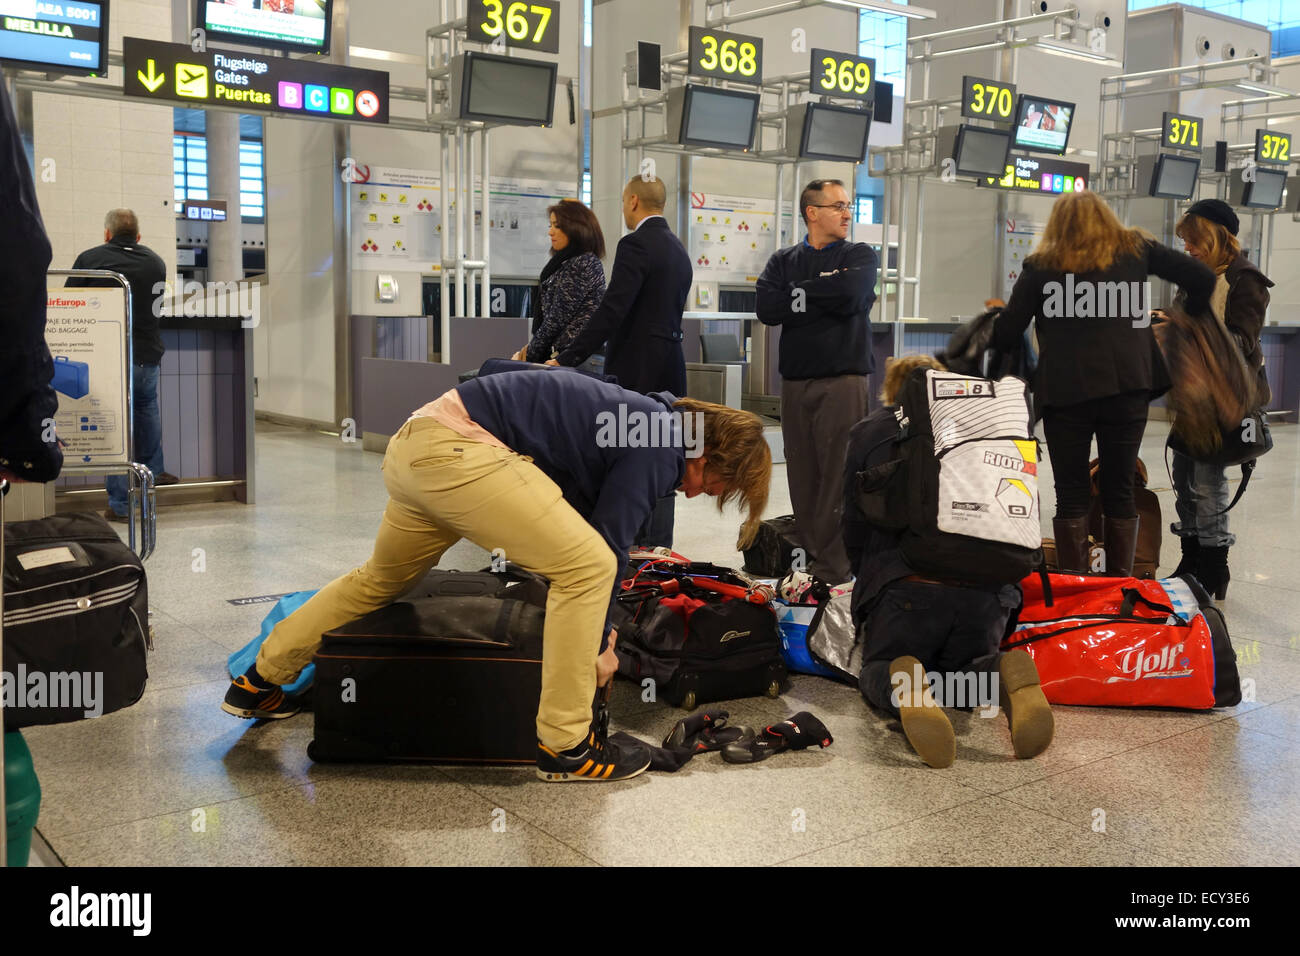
[673,398,771,550]
[880,354,947,405]
[1029,191,1152,274]
[1175,212,1239,275]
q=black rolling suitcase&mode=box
[308,568,547,764]
[3,512,150,729]
[742,514,802,577]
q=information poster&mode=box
[686,192,792,284]
[1002,217,1041,302]
[45,288,128,466]
[349,165,574,278]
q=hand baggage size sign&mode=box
[45,288,129,466]
[122,36,390,124]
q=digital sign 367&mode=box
[122,36,389,124]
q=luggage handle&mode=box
[1118,588,1178,621]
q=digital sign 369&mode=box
[122,36,389,124]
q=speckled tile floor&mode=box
[19,417,1300,866]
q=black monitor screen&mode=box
[1013,95,1075,155]
[1150,154,1200,199]
[955,126,1012,177]
[0,0,107,75]
[873,80,894,124]
[197,0,331,54]
[1244,168,1286,209]
[682,87,758,149]
[464,54,556,125]
[802,105,870,161]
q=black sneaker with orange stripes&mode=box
[221,673,300,720]
[536,729,651,783]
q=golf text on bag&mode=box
[890,661,1001,716]
[594,406,704,458]
[49,886,151,936]
[2,665,104,718]
[151,277,261,328]
[1040,275,1153,328]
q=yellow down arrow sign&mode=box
[137,59,165,93]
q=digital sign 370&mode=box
[122,36,389,124]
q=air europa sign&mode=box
[122,36,389,124]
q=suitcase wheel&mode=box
[681,690,697,711]
[766,679,781,699]
[307,740,321,762]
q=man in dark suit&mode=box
[554,176,693,546]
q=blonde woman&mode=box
[992,191,1215,577]
[1167,199,1273,599]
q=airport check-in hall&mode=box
[2,0,1300,893]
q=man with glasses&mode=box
[756,179,877,584]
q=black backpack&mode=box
[855,367,1043,588]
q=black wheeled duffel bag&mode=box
[3,512,150,729]
[308,567,548,764]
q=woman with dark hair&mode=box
[1164,199,1273,599]
[992,190,1215,578]
[514,199,607,364]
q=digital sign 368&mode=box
[122,36,389,124]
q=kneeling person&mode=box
[841,355,1053,768]
[223,369,771,783]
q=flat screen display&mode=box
[197,0,331,55]
[955,126,1012,177]
[1013,94,1075,155]
[1150,154,1199,199]
[0,0,107,75]
[1243,168,1286,209]
[873,80,893,124]
[462,52,556,125]
[802,104,870,161]
[682,86,758,150]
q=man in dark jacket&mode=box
[554,176,694,547]
[842,356,1052,769]
[757,179,877,583]
[223,369,772,783]
[67,210,175,518]
[0,76,62,485]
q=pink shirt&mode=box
[410,390,509,451]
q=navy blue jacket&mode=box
[456,369,687,635]
[0,77,62,483]
[756,239,878,380]
[555,217,693,395]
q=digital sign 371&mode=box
[122,36,389,124]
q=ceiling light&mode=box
[822,0,937,20]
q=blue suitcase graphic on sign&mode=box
[52,356,90,399]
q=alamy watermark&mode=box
[152,275,261,328]
[1042,275,1153,328]
[595,405,705,458]
[890,661,1001,716]
[2,665,104,718]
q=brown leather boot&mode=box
[1103,516,1140,578]
[1052,515,1091,572]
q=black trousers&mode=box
[858,581,1014,716]
[1041,391,1149,520]
[635,494,676,549]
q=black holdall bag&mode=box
[856,367,1043,588]
[3,512,150,729]
[308,566,549,764]
[612,559,786,710]
[742,514,802,578]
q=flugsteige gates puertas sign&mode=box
[122,36,389,124]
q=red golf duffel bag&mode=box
[1002,572,1241,709]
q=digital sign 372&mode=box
[122,36,389,124]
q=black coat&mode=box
[67,236,168,366]
[0,78,62,483]
[993,240,1214,409]
[556,216,693,395]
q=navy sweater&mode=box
[456,369,686,636]
[756,239,878,380]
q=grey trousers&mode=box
[781,374,870,583]
[1171,450,1236,548]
